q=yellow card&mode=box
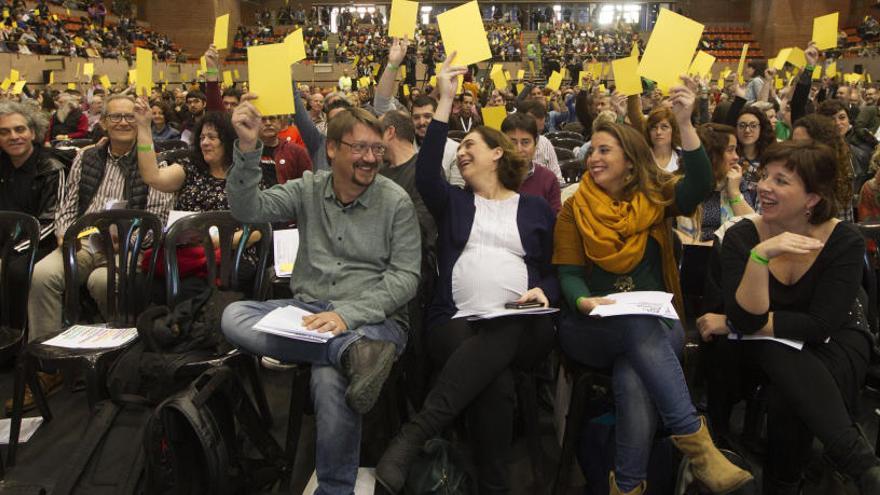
[234,69,240,79]
[516,83,524,94]
[223,70,233,87]
[490,65,507,89]
[529,60,535,76]
[9,68,19,82]
[99,75,111,89]
[456,74,464,95]
[82,63,93,77]
[401,66,407,79]
[812,12,838,51]
[429,75,437,87]
[599,83,608,94]
[388,0,418,39]
[631,41,639,58]
[11,81,25,95]
[775,77,783,89]
[516,69,525,80]
[868,73,873,83]
[736,43,749,82]
[0,78,10,91]
[612,56,642,96]
[436,1,491,67]
[546,70,562,91]
[561,68,567,81]
[637,9,703,89]
[481,105,507,130]
[812,66,822,80]
[372,63,381,77]
[128,69,136,84]
[285,29,307,65]
[159,70,165,82]
[200,56,207,72]
[247,43,296,116]
[67,82,76,90]
[213,13,230,50]
[826,61,837,78]
[789,47,807,69]
[505,70,512,81]
[33,8,39,16]
[403,84,410,96]
[772,48,792,71]
[135,47,153,96]
[48,71,54,85]
[359,76,371,88]
[688,51,716,78]
[52,14,57,21]
[76,227,98,239]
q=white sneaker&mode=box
[260,356,299,371]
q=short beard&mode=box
[351,160,377,188]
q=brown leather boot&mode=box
[609,472,646,495]
[4,371,63,414]
[670,417,753,494]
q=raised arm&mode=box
[204,45,223,112]
[671,77,713,214]
[791,42,820,125]
[374,36,408,114]
[134,95,185,193]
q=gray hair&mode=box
[101,94,136,118]
[0,101,49,143]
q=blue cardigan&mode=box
[416,120,560,329]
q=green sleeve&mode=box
[673,145,714,215]
[559,264,590,310]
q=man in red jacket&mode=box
[259,114,312,184]
[47,92,89,142]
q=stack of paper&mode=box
[273,229,300,278]
[467,307,559,321]
[0,417,43,444]
[42,324,138,349]
[253,305,331,343]
[589,291,679,319]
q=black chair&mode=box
[560,159,584,184]
[163,211,274,425]
[448,130,467,141]
[561,122,585,134]
[549,137,584,151]
[554,147,575,162]
[8,209,162,465]
[154,139,189,153]
[157,147,192,166]
[53,138,95,149]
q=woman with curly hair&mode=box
[792,114,855,222]
[735,107,775,208]
[858,147,880,223]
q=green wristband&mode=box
[136,144,154,153]
[575,296,588,308]
[805,64,816,72]
[205,68,219,75]
[749,249,769,266]
[729,194,743,205]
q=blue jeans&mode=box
[558,312,699,492]
[221,299,407,495]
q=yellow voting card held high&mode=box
[285,29,307,65]
[388,0,418,39]
[812,66,823,80]
[613,56,642,96]
[481,105,507,131]
[135,48,153,95]
[223,70,234,87]
[48,71,53,85]
[813,12,838,51]
[490,65,507,89]
[736,43,750,82]
[99,75,111,89]
[638,9,703,88]
[772,48,792,71]
[0,78,10,91]
[516,69,525,80]
[82,63,93,77]
[546,70,563,91]
[213,14,230,50]
[248,43,295,116]
[436,1,491,67]
[11,81,25,95]
[826,61,837,78]
[688,51,716,79]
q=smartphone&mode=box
[504,301,544,310]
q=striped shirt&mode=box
[55,148,174,239]
[534,135,564,187]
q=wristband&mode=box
[575,296,588,309]
[749,249,769,266]
[805,64,815,72]
[205,68,219,75]
[136,144,154,153]
[729,194,743,205]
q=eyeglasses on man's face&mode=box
[339,140,386,157]
[107,113,136,124]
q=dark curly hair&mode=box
[191,111,236,172]
[696,123,737,184]
[791,113,853,211]
[760,141,839,224]
[736,106,775,160]
[466,126,528,191]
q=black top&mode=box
[0,152,38,214]
[722,219,865,343]
[380,153,437,256]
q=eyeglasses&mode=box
[339,140,386,157]
[107,113,136,123]
[737,122,760,131]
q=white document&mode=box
[589,291,679,320]
[253,305,330,344]
[0,417,43,444]
[166,210,197,230]
[42,324,138,349]
[273,229,300,278]
[466,307,560,321]
[726,334,805,351]
[304,467,376,494]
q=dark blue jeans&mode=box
[558,311,700,492]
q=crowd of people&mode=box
[6,5,880,495]
[0,0,183,60]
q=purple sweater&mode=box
[520,164,561,214]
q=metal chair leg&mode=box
[244,356,273,427]
[518,372,546,492]
[281,366,310,488]
[552,372,590,495]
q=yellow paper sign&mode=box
[788,47,806,69]
[631,41,639,58]
[812,66,822,80]
[612,56,642,96]
[11,81,25,95]
[48,71,54,85]
[688,51,716,78]
[772,48,792,71]
[0,78,10,91]
[234,69,240,79]
[736,43,750,82]
[388,0,419,39]
[456,74,464,95]
[401,65,407,79]
[159,70,165,82]
[490,65,507,90]
[546,70,562,91]
[516,69,525,80]
[436,1,492,67]
[481,105,507,130]
[223,70,234,87]
[775,77,783,89]
[868,73,873,83]
[99,75,111,89]
[67,82,76,90]
[10,69,19,82]
[429,75,437,87]
[402,84,410,96]
[33,8,39,16]
[248,43,296,116]
[812,12,838,51]
[128,69,136,84]
[285,29,307,65]
[637,9,703,89]
[82,63,93,77]
[826,61,837,78]
[516,83,524,94]
[358,76,371,88]
[136,47,153,95]
[213,13,230,50]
